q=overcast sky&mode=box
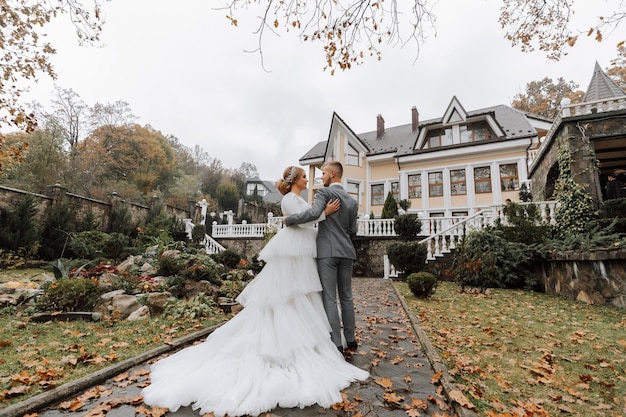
[23,0,624,181]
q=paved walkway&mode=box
[3,278,472,417]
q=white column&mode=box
[422,170,430,209]
[466,165,476,208]
[442,167,451,210]
[399,171,408,200]
[491,161,502,203]
[198,198,208,225]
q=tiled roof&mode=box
[356,104,538,157]
[583,61,626,102]
[299,140,327,162]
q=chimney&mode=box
[411,106,419,132]
[376,114,385,139]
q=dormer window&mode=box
[426,128,452,148]
[460,121,494,143]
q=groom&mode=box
[284,161,359,354]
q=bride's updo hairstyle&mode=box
[277,166,304,195]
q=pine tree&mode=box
[381,192,398,219]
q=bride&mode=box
[141,165,369,417]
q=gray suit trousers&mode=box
[317,257,355,348]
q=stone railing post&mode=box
[46,183,67,206]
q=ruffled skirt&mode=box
[142,226,369,416]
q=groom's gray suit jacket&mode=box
[284,184,357,259]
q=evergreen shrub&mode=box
[381,192,398,219]
[0,194,40,256]
[451,228,537,291]
[39,278,101,312]
[39,200,74,260]
[386,242,428,277]
[103,232,133,260]
[180,254,225,285]
[211,249,241,269]
[407,272,438,298]
[68,230,110,259]
[394,213,423,241]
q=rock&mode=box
[116,256,137,274]
[161,249,181,260]
[185,280,218,299]
[0,286,16,295]
[145,245,158,258]
[576,290,593,304]
[95,292,142,320]
[100,289,125,300]
[0,294,18,306]
[98,272,118,286]
[127,305,150,321]
[144,292,172,315]
[140,262,157,275]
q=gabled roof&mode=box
[583,61,626,102]
[299,140,327,162]
[299,99,542,162]
[300,112,370,164]
[244,177,282,204]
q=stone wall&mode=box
[536,249,626,309]
[0,184,193,232]
[217,235,402,278]
[217,238,267,261]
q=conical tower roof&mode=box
[583,61,626,102]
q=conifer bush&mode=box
[39,278,101,312]
[39,200,74,260]
[0,194,40,258]
[386,242,428,277]
[381,192,398,219]
[406,272,438,298]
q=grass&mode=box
[0,268,228,408]
[395,281,626,416]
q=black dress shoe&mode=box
[346,341,358,351]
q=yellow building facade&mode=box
[300,97,552,218]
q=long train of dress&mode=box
[142,222,369,417]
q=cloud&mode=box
[21,0,623,180]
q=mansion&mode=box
[290,62,626,218]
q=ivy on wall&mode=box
[553,137,594,239]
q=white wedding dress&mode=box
[142,192,369,417]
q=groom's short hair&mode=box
[323,161,343,178]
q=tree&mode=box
[47,86,90,149]
[607,45,626,90]
[0,126,68,194]
[511,77,584,118]
[215,181,240,212]
[224,1,624,72]
[89,100,137,129]
[85,124,178,196]
[499,0,625,60]
[381,192,398,219]
[0,0,107,173]
[201,159,225,198]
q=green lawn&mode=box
[396,281,626,416]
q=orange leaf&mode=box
[431,370,443,384]
[406,397,428,410]
[374,377,394,392]
[383,392,405,406]
[448,389,475,409]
